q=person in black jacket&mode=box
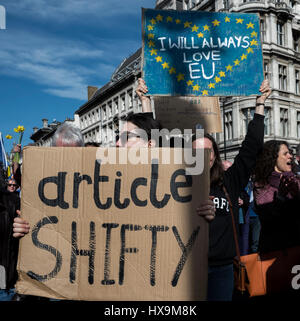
[196,80,271,301]
[0,186,23,301]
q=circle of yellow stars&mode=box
[145,13,259,96]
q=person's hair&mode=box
[254,140,290,186]
[296,143,300,157]
[85,142,100,147]
[124,113,163,146]
[51,121,84,147]
[192,133,224,186]
[206,133,224,186]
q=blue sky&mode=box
[0,0,156,153]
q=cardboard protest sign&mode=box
[154,96,222,133]
[142,9,264,96]
[16,147,210,301]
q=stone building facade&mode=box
[74,48,147,147]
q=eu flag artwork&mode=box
[142,9,264,97]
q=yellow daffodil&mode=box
[6,134,12,139]
[14,125,25,133]
[12,125,25,163]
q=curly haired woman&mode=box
[253,140,300,253]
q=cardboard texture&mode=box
[142,9,264,96]
[154,96,222,133]
[16,147,209,301]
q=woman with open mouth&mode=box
[253,140,300,254]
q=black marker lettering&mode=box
[145,225,169,286]
[131,177,148,207]
[69,221,96,285]
[150,161,170,208]
[101,223,119,285]
[119,224,142,285]
[27,216,62,282]
[38,172,69,209]
[73,173,92,208]
[170,169,192,203]
[114,171,130,209]
[171,226,200,287]
[94,160,112,210]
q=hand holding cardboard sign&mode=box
[13,210,30,238]
[196,196,216,222]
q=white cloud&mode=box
[0,0,152,100]
[0,29,116,100]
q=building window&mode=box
[264,61,270,80]
[224,111,233,140]
[183,0,197,10]
[297,112,300,138]
[242,107,270,135]
[296,70,300,94]
[108,102,112,118]
[278,64,287,91]
[242,108,255,136]
[128,90,133,108]
[114,98,119,114]
[293,30,300,52]
[184,0,191,10]
[102,106,106,120]
[121,94,126,111]
[103,126,107,143]
[223,0,229,9]
[264,108,270,135]
[108,125,113,143]
[260,18,266,43]
[280,108,288,137]
[277,21,285,46]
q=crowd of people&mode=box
[1,77,300,302]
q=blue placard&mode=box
[142,9,264,97]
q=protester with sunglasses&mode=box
[6,179,19,194]
[116,113,162,147]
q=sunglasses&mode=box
[8,184,17,187]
